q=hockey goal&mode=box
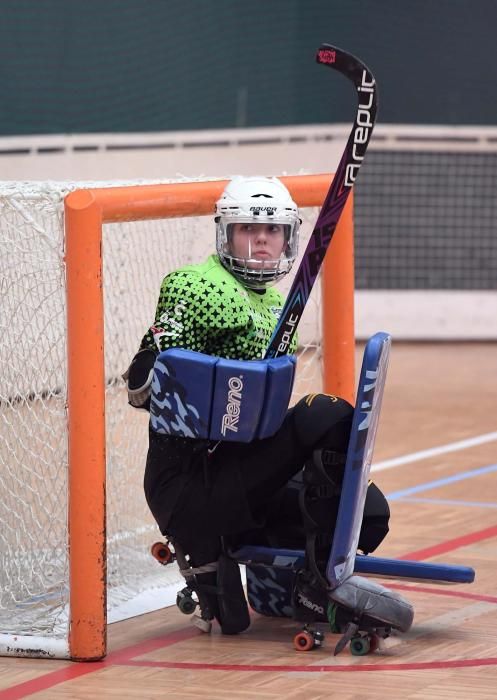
[0,174,354,660]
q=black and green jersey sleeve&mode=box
[139,254,297,360]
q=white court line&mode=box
[372,431,497,472]
[384,600,496,649]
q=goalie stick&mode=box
[265,44,377,359]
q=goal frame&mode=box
[63,173,354,660]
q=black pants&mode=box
[163,394,356,563]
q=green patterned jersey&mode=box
[140,254,297,359]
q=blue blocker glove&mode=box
[150,349,296,442]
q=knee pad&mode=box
[358,482,390,554]
[293,394,353,450]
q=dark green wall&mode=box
[1,0,495,135]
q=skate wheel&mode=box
[350,636,370,656]
[151,541,172,565]
[176,590,197,615]
[293,630,315,652]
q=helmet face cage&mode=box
[215,176,301,289]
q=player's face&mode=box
[230,223,286,269]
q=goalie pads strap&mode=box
[149,349,296,441]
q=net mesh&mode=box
[0,178,323,641]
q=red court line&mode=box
[399,524,497,561]
[2,522,497,698]
[0,628,199,700]
[107,626,200,664]
[123,657,497,673]
[0,663,106,700]
[386,583,497,604]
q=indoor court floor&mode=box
[1,342,496,699]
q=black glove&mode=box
[122,348,157,410]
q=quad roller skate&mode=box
[151,539,216,632]
[292,614,385,655]
[151,541,196,614]
[328,574,413,655]
[326,597,389,656]
[151,539,250,635]
[292,568,413,655]
[291,614,388,656]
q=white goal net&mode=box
[0,177,324,656]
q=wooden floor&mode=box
[1,342,497,700]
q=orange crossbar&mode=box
[64,174,355,660]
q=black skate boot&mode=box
[174,540,250,636]
[328,575,414,655]
[293,569,329,623]
[292,565,414,655]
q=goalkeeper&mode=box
[125,176,390,632]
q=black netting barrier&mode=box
[354,150,497,290]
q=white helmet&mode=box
[215,176,300,289]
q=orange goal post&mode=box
[0,174,354,661]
